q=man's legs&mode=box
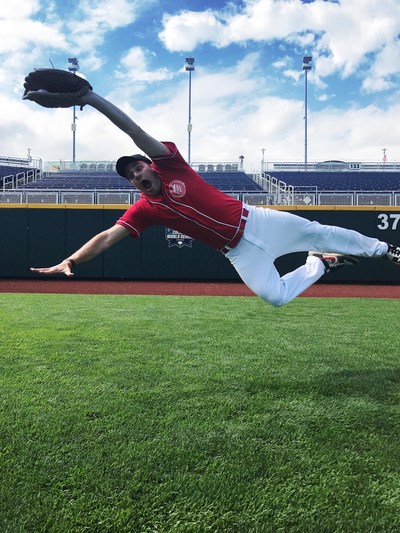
[226,207,389,307]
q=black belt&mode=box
[220,207,249,254]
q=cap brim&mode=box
[116,155,152,178]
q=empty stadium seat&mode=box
[22,171,130,190]
[270,171,400,191]
[200,171,263,191]
[0,165,31,179]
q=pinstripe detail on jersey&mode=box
[164,190,238,229]
[146,196,241,243]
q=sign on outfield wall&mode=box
[165,228,194,248]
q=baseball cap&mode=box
[116,154,153,178]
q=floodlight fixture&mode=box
[302,55,312,71]
[185,57,195,72]
[68,57,79,73]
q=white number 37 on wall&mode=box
[377,213,400,230]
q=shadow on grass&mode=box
[315,367,400,403]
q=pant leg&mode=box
[227,238,325,307]
[244,206,387,258]
[312,224,387,257]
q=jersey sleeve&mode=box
[116,200,152,237]
[152,142,189,169]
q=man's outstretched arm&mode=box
[80,91,170,159]
[22,70,169,158]
[30,224,130,277]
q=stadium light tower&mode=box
[185,57,195,165]
[302,55,312,171]
[68,57,79,167]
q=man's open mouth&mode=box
[142,179,152,190]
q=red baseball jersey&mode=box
[117,142,247,251]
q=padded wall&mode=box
[1,205,399,283]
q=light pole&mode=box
[185,57,195,165]
[68,57,79,167]
[302,55,312,171]
[261,148,266,173]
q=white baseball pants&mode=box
[225,206,388,307]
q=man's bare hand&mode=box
[30,259,75,277]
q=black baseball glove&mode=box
[22,68,93,108]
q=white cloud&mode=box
[0,0,40,20]
[160,10,226,50]
[315,93,334,103]
[158,1,329,50]
[282,69,302,83]
[0,0,147,79]
[0,16,67,54]
[114,47,174,83]
[308,103,400,161]
[66,0,139,50]
[315,0,400,78]
[361,40,400,94]
[79,0,138,30]
[362,77,395,94]
[159,0,400,93]
[273,56,291,69]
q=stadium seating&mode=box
[200,172,263,191]
[18,167,400,194]
[22,170,263,192]
[23,171,130,189]
[270,171,400,191]
[0,165,39,188]
[0,165,31,179]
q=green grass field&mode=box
[1,293,400,532]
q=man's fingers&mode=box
[30,266,74,277]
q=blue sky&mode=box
[1,0,400,172]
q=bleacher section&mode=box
[28,169,400,194]
[0,166,30,179]
[0,165,35,185]
[270,171,400,191]
[23,171,130,190]
[5,156,400,206]
[200,172,263,191]
[0,164,42,190]
[22,170,264,192]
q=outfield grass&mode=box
[1,293,400,532]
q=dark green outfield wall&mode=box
[1,205,399,283]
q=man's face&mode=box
[125,161,162,197]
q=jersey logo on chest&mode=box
[169,180,186,199]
